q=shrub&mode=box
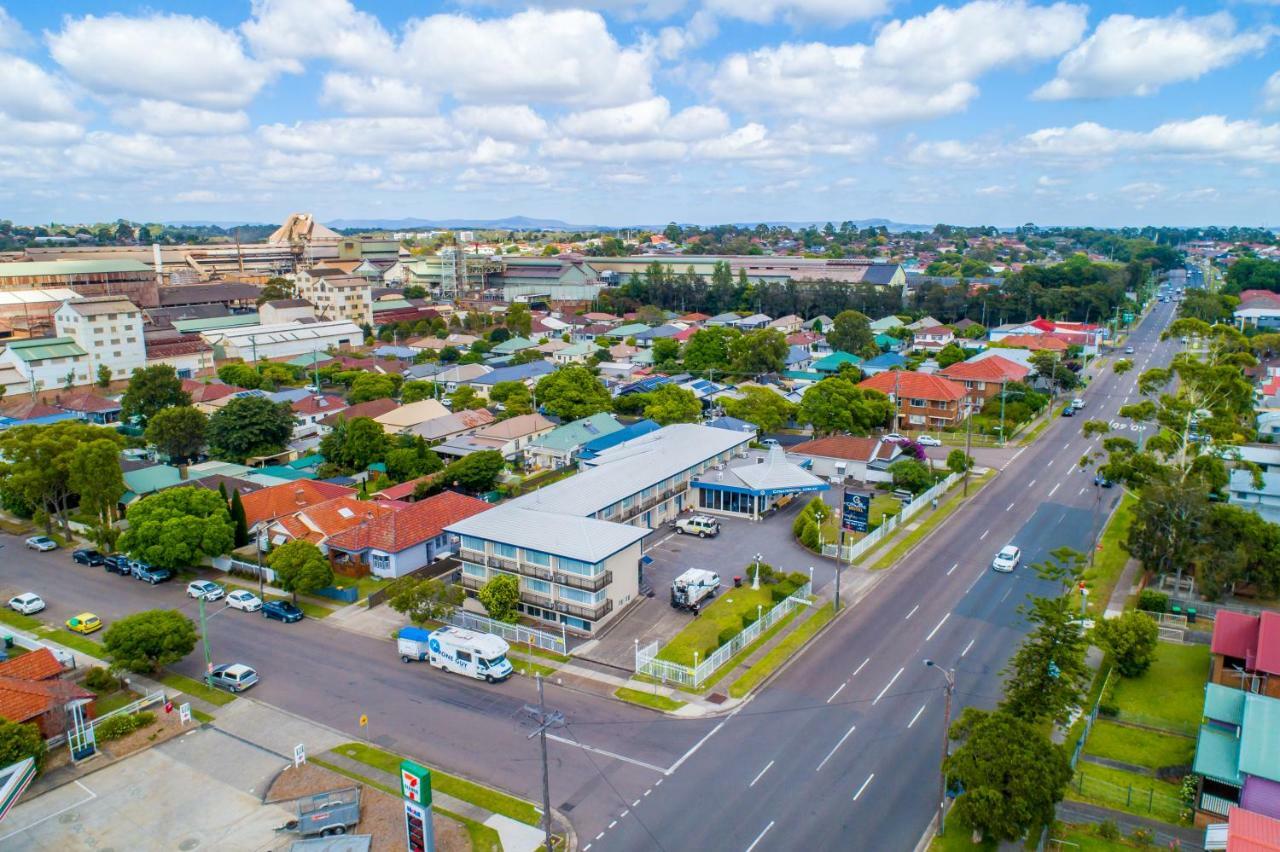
[717,626,738,646]
[1137,589,1168,613]
[786,571,809,587]
[1097,820,1120,841]
[741,612,758,630]
[84,667,118,692]
[791,513,810,539]
[1130,828,1153,847]
[95,711,155,741]
[771,581,798,602]
[0,719,45,773]
[1093,611,1159,677]
[799,521,820,551]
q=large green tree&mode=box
[119,486,235,569]
[206,395,295,462]
[535,365,612,420]
[478,573,520,623]
[120,365,190,424]
[644,384,702,425]
[504,302,532,337]
[0,421,123,534]
[0,718,45,773]
[103,609,198,675]
[269,539,334,602]
[797,378,893,436]
[68,438,126,532]
[1001,592,1090,724]
[389,576,464,624]
[489,380,533,416]
[722,386,796,434]
[683,327,740,374]
[729,328,789,375]
[348,372,401,404]
[825,310,874,356]
[144,405,207,462]
[1092,611,1159,677]
[320,416,388,472]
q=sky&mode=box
[0,0,1278,228]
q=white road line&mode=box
[827,682,846,703]
[632,799,641,807]
[1063,442,1071,450]
[645,788,653,795]
[745,821,775,852]
[620,810,629,818]
[946,562,958,576]
[1028,479,1036,487]
[852,657,870,677]
[961,638,975,657]
[907,704,927,729]
[654,779,662,787]
[595,833,605,841]
[905,604,919,620]
[1079,487,1087,496]
[926,613,950,642]
[1045,458,1053,467]
[1005,502,1015,512]
[0,780,97,842]
[547,735,668,775]
[609,821,617,829]
[585,845,592,851]
[979,528,989,540]
[1048,483,1061,498]
[853,773,875,801]
[1000,587,1013,603]
[874,667,905,705]
[750,760,775,787]
[665,720,726,775]
[816,723,857,771]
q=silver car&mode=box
[208,663,259,693]
[186,580,225,601]
[24,536,57,552]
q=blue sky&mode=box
[0,0,1277,227]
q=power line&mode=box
[560,720,670,852]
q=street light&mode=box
[923,659,956,834]
[752,552,763,590]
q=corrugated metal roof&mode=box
[172,313,262,333]
[446,504,648,564]
[1240,694,1280,782]
[1207,683,1248,726]
[0,259,150,277]
[1228,805,1280,851]
[4,337,87,361]
[1195,723,1244,786]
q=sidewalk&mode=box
[1105,557,1143,618]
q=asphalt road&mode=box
[0,298,1182,849]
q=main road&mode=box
[0,299,1179,850]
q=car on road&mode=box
[186,580,225,601]
[25,536,57,552]
[991,545,1021,573]
[1094,474,1114,488]
[1124,346,1135,355]
[72,549,105,566]
[1071,398,1085,410]
[8,593,45,615]
[760,438,780,449]
[207,663,259,693]
[66,612,102,634]
[674,515,720,538]
[226,590,263,612]
[103,554,132,576]
[1061,405,1075,417]
[884,433,906,442]
[262,600,304,623]
[132,563,174,584]
[917,435,943,447]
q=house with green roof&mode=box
[121,464,206,504]
[875,333,906,353]
[491,336,537,356]
[812,351,864,375]
[0,337,91,394]
[551,341,593,365]
[608,322,651,340]
[527,412,624,469]
[1193,683,1280,824]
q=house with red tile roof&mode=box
[54,392,122,424]
[858,371,968,428]
[289,393,348,437]
[786,435,904,482]
[910,325,955,353]
[1211,610,1280,698]
[182,378,243,404]
[326,491,492,578]
[240,479,358,528]
[0,648,95,739]
[940,355,1030,403]
[264,496,399,556]
[320,397,398,428]
[996,334,1070,352]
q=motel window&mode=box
[525,578,551,594]
[558,586,605,604]
[493,542,517,559]
[462,562,486,577]
[459,535,485,552]
[524,549,551,567]
[557,557,598,577]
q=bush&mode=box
[1130,828,1153,847]
[771,581,798,602]
[791,512,811,539]
[717,626,738,646]
[84,667,118,692]
[786,571,809,587]
[1137,589,1168,613]
[1093,611,1159,677]
[799,520,820,551]
[1097,820,1120,841]
[0,719,45,773]
[741,612,758,630]
[95,711,155,741]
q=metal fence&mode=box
[1070,667,1112,769]
[446,609,566,655]
[46,690,165,748]
[213,555,277,584]
[823,472,963,562]
[635,582,812,689]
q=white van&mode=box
[427,626,513,683]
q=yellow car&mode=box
[66,613,102,634]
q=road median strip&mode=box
[864,470,996,572]
[613,687,686,712]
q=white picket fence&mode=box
[46,690,165,748]
[822,471,963,562]
[635,581,812,688]
[447,609,567,655]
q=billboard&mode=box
[842,490,870,533]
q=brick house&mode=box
[0,649,94,739]
[858,371,968,429]
[325,491,492,579]
[1210,610,1280,699]
[939,355,1030,404]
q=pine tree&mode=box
[229,489,249,549]
[218,481,228,504]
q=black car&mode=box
[262,600,304,623]
[103,554,132,576]
[1094,474,1114,488]
[72,549,105,566]
[1061,405,1076,417]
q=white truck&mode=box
[408,626,514,683]
[670,568,720,613]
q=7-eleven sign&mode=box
[400,760,432,806]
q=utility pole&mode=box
[924,660,955,834]
[524,674,563,852]
[199,595,212,685]
[962,390,974,496]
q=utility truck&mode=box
[670,568,720,613]
[400,626,513,683]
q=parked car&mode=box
[72,549,105,566]
[1071,398,1085,410]
[1124,346,1135,355]
[25,536,57,552]
[8,593,45,615]
[1061,405,1075,417]
[1094,474,1114,488]
[262,600,304,623]
[884,433,906,442]
[991,545,1021,573]
[208,663,259,693]
[917,435,943,447]
[103,554,132,576]
[132,564,174,584]
[674,515,720,538]
[226,590,263,612]
[186,580,225,601]
[760,438,780,449]
[66,613,102,634]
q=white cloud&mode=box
[559,97,672,141]
[321,74,434,116]
[65,132,184,173]
[1019,115,1280,163]
[114,100,249,136]
[666,105,731,140]
[711,0,1087,125]
[260,117,460,156]
[458,162,551,186]
[0,114,82,146]
[655,10,717,61]
[905,139,996,166]
[0,6,32,51]
[705,0,888,27]
[540,137,688,162]
[1266,72,1280,111]
[452,105,549,142]
[48,13,272,109]
[174,190,228,203]
[1034,13,1272,100]
[975,184,1013,195]
[1037,175,1067,186]
[242,0,395,72]
[1119,181,1165,204]
[0,55,78,121]
[399,10,652,108]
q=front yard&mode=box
[656,584,777,667]
[1108,642,1209,734]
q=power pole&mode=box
[962,391,974,496]
[199,595,212,685]
[524,674,563,852]
[924,660,955,834]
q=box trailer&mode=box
[426,626,513,683]
[397,626,433,663]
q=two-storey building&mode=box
[53,295,146,382]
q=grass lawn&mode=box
[866,470,994,570]
[0,609,43,631]
[729,602,835,698]
[634,606,801,694]
[930,811,997,851]
[1083,720,1195,770]
[223,583,333,619]
[35,626,104,658]
[1069,763,1185,824]
[510,658,557,678]
[191,708,215,724]
[333,576,391,602]
[336,741,541,826]
[93,689,140,715]
[1110,643,1210,734]
[1084,493,1136,617]
[656,585,777,667]
[1050,823,1139,850]
[817,494,901,543]
[614,686,687,712]
[158,672,236,707]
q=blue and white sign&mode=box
[842,490,870,533]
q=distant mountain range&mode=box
[324,215,932,233]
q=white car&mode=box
[992,545,1021,573]
[884,433,906,442]
[186,580,225,601]
[225,590,263,612]
[1070,398,1085,410]
[24,536,57,552]
[917,435,943,447]
[8,593,45,615]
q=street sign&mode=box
[179,703,191,724]
[294,743,306,768]
[404,799,434,852]
[359,714,368,727]
[400,760,431,806]
[841,490,870,534]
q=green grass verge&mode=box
[1083,720,1195,770]
[817,494,900,544]
[511,658,557,678]
[1109,643,1210,734]
[1068,763,1185,824]
[656,585,779,667]
[335,742,541,826]
[0,609,43,631]
[35,626,104,658]
[223,583,333,619]
[1016,415,1053,447]
[1084,492,1136,617]
[158,672,236,707]
[929,810,997,851]
[1050,823,1141,851]
[729,602,835,698]
[866,471,994,571]
[190,708,215,724]
[515,644,571,664]
[93,689,140,715]
[614,687,687,712]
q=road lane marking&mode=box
[979,529,989,540]
[816,723,857,771]
[853,657,870,677]
[620,810,628,818]
[1063,442,1071,450]
[547,735,667,774]
[595,833,604,841]
[1005,502,1015,512]
[946,563,957,576]
[827,682,846,703]
[609,821,617,829]
[874,667,904,705]
[632,799,640,807]
[1045,458,1053,467]
[853,773,875,801]
[585,845,592,851]
[905,604,919,620]
[750,760,775,787]
[961,638,975,657]
[926,613,950,642]
[654,779,661,787]
[1028,479,1036,487]
[1000,587,1013,603]
[745,821,775,852]
[1048,483,1061,498]
[1079,487,1087,496]
[907,704,926,729]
